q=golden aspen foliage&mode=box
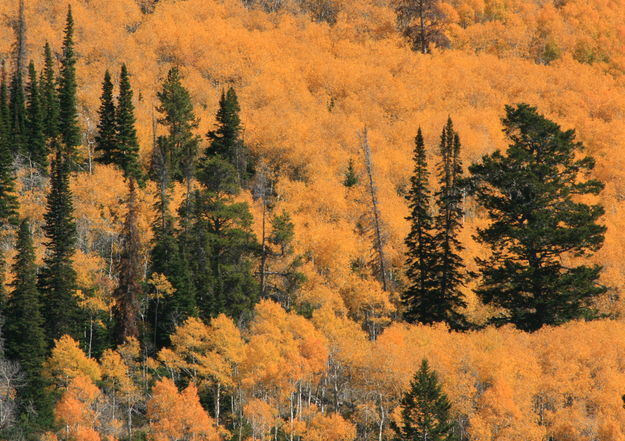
[53,375,118,441]
[45,336,102,388]
[147,378,220,441]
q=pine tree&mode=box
[94,70,117,167]
[41,42,60,140]
[205,87,252,186]
[26,61,47,169]
[113,179,142,344]
[467,104,606,331]
[391,359,458,441]
[39,139,80,345]
[402,128,437,325]
[4,219,47,404]
[9,70,26,155]
[58,6,81,163]
[430,119,467,330]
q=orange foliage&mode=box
[147,378,220,441]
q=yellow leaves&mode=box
[159,316,243,389]
[147,378,219,441]
[303,410,355,441]
[45,336,102,388]
[54,375,115,441]
[243,399,279,440]
[241,300,328,398]
[147,273,176,300]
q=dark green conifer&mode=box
[26,62,47,168]
[94,70,117,167]
[58,6,81,163]
[430,119,467,330]
[41,42,60,140]
[39,139,80,344]
[402,128,437,325]
[5,219,47,404]
[391,359,458,441]
[343,158,358,188]
[9,70,26,155]
[467,104,606,331]
[205,87,252,186]
[116,64,142,183]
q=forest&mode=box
[0,0,625,440]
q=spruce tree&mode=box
[430,119,467,330]
[392,359,457,441]
[4,219,46,404]
[154,66,199,186]
[58,6,81,163]
[467,104,606,331]
[0,115,19,226]
[116,64,142,183]
[41,42,60,140]
[402,128,437,324]
[9,70,26,155]
[26,62,47,168]
[191,157,258,319]
[343,158,359,188]
[205,87,252,186]
[94,70,117,167]
[0,73,9,136]
[39,139,80,344]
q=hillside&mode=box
[0,0,625,440]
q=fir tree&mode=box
[0,72,9,136]
[0,116,19,226]
[391,359,458,441]
[402,128,437,324]
[94,70,117,167]
[113,179,142,344]
[430,119,467,330]
[205,87,252,186]
[39,139,80,344]
[116,64,142,183]
[58,6,81,163]
[25,61,47,168]
[41,42,60,140]
[4,219,46,404]
[467,104,606,331]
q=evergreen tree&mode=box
[467,104,606,331]
[343,158,359,187]
[430,119,467,330]
[191,157,258,319]
[58,6,81,163]
[4,219,46,404]
[205,87,252,186]
[149,204,196,348]
[94,70,117,167]
[0,73,9,136]
[116,64,142,183]
[9,70,26,155]
[113,179,142,344]
[402,128,437,324]
[0,112,19,226]
[391,359,457,441]
[41,42,60,140]
[25,61,47,168]
[154,66,199,186]
[39,139,80,345]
